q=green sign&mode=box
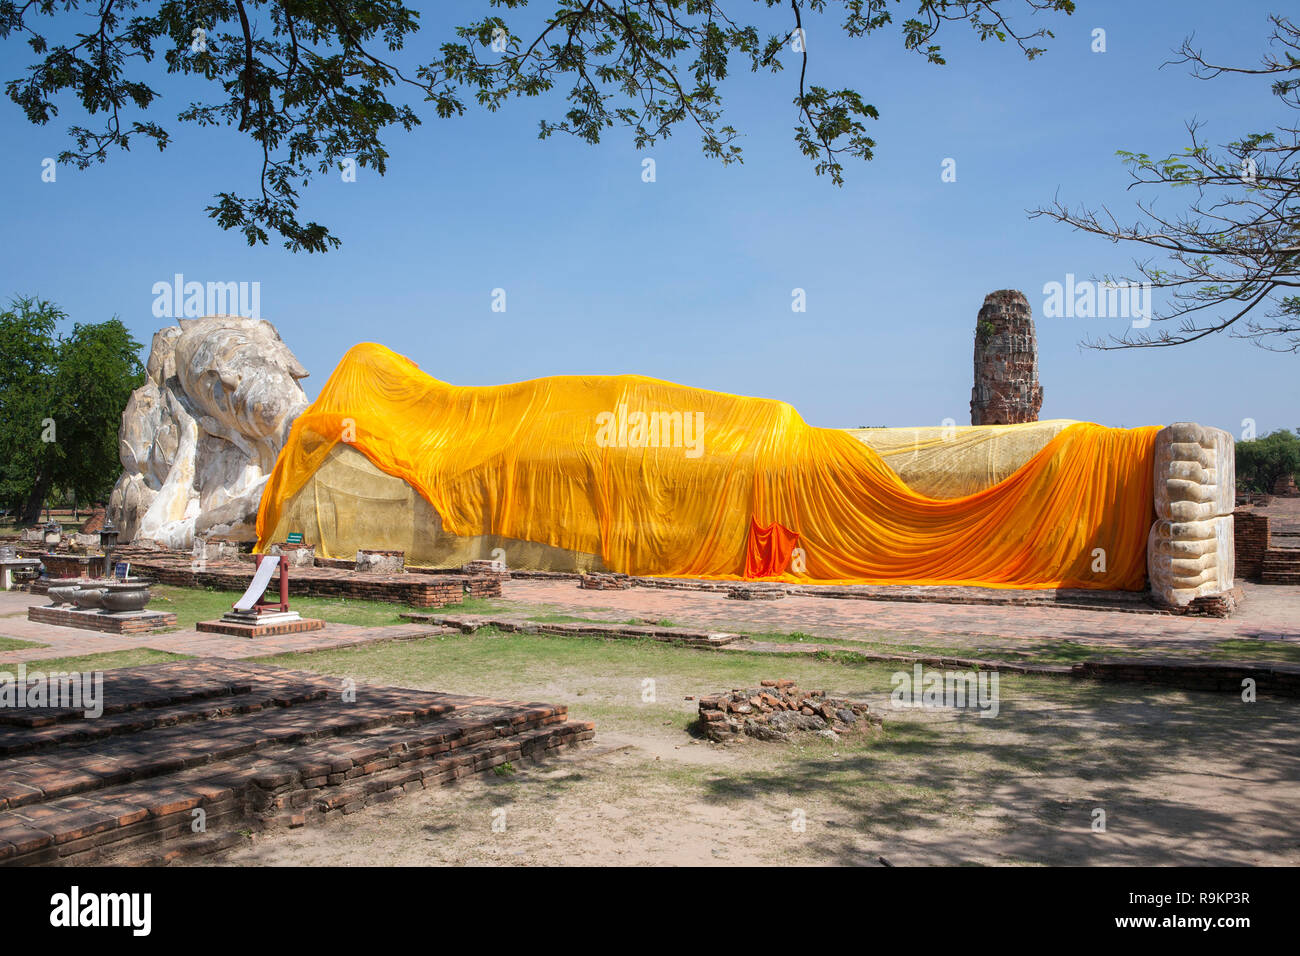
[286,532,304,544]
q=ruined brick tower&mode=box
[970,289,1043,426]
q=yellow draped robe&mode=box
[256,343,1158,590]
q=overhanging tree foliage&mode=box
[0,0,1073,252]
[1032,14,1300,352]
[0,297,144,525]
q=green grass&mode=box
[1205,639,1300,665]
[0,518,80,534]
[0,636,43,652]
[740,629,1300,668]
[1,648,189,672]
[457,597,511,614]
[743,628,1078,663]
[146,584,510,630]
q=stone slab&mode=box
[196,617,326,638]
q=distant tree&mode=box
[0,297,144,525]
[1236,428,1300,493]
[0,297,60,524]
[1,1,1073,252]
[1032,14,1300,352]
[51,319,147,514]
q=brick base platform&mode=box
[27,604,178,634]
[195,617,326,638]
[0,661,593,866]
[82,545,1230,616]
[114,552,494,607]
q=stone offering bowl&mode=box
[46,579,83,606]
[71,587,107,610]
[102,581,151,613]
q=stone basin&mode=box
[46,578,85,606]
[101,581,152,613]
[71,587,107,610]
[49,578,154,613]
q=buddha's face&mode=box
[174,317,309,462]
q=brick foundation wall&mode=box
[356,549,405,574]
[40,554,101,579]
[121,555,499,607]
[27,605,177,634]
[313,557,354,570]
[1233,507,1270,581]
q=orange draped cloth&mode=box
[746,518,802,580]
[256,343,1159,590]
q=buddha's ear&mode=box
[283,355,309,379]
[256,320,310,379]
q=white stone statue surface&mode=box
[1147,422,1236,607]
[107,316,309,549]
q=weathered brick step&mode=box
[297,722,593,819]
[123,831,248,867]
[0,692,458,811]
[0,682,330,758]
[0,779,248,866]
[0,707,592,866]
[0,660,259,729]
[1260,549,1300,584]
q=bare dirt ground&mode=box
[216,637,1300,867]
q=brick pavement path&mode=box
[486,580,1300,657]
[0,592,432,665]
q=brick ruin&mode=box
[696,680,883,743]
[1273,473,1299,497]
[1233,505,1300,585]
[970,290,1044,426]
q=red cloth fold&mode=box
[745,517,801,579]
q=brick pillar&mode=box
[970,290,1044,426]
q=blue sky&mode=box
[2,0,1296,436]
